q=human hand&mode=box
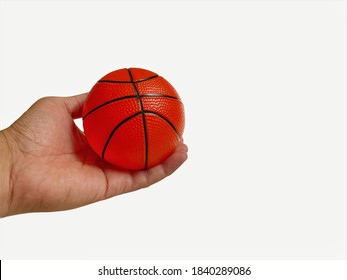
[0,94,188,217]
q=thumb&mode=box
[62,93,88,119]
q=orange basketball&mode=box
[82,68,185,170]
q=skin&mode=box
[0,93,188,217]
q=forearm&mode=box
[0,130,12,217]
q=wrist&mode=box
[0,129,13,218]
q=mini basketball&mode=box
[82,68,185,170]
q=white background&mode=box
[0,0,346,260]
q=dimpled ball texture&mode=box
[82,68,185,170]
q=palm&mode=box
[5,94,187,215]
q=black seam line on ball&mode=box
[82,95,138,120]
[83,94,181,120]
[102,112,143,159]
[98,75,159,84]
[127,68,149,169]
[143,111,181,140]
[140,94,181,100]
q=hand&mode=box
[0,94,188,217]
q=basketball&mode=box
[82,68,185,170]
